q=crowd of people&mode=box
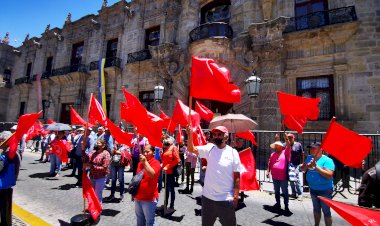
[0,123,379,226]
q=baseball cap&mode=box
[307,142,321,148]
[270,141,285,149]
[287,133,295,138]
[211,126,228,135]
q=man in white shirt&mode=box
[187,126,241,226]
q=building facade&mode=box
[0,0,379,133]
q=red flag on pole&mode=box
[120,102,131,123]
[88,95,107,126]
[172,99,200,129]
[190,57,241,103]
[106,119,134,147]
[192,125,207,146]
[25,121,43,141]
[319,197,380,226]
[321,118,372,168]
[238,148,260,191]
[236,131,258,146]
[6,111,42,159]
[277,91,320,120]
[159,110,177,134]
[38,120,50,136]
[195,101,214,122]
[82,172,102,221]
[47,119,56,124]
[282,115,308,134]
[176,125,182,144]
[50,139,71,163]
[70,106,93,128]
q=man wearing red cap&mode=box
[187,126,241,226]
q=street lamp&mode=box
[245,70,261,98]
[0,74,5,88]
[154,84,165,102]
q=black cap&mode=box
[307,142,321,148]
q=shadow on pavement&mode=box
[101,209,120,217]
[262,218,294,226]
[51,183,78,190]
[28,162,39,164]
[28,172,50,178]
[263,205,293,217]
[58,219,71,226]
[164,214,185,222]
[236,202,247,211]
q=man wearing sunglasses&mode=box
[187,125,241,226]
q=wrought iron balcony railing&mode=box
[51,64,88,77]
[89,57,122,70]
[14,77,32,85]
[284,6,358,33]
[42,71,51,79]
[127,49,152,64]
[189,22,233,43]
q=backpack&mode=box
[0,155,16,189]
[127,169,144,197]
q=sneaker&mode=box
[105,183,111,188]
[55,174,60,177]
[290,194,297,199]
[75,182,82,188]
[106,195,115,202]
[297,195,303,201]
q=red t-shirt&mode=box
[134,158,161,201]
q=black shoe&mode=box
[189,189,193,194]
[75,182,82,187]
[105,195,115,202]
[273,203,281,210]
[68,174,76,177]
[285,206,290,213]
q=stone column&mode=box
[248,17,287,131]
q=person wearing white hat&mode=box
[266,134,292,212]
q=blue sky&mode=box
[0,0,122,47]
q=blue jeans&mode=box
[158,170,162,193]
[273,179,289,207]
[310,188,333,218]
[135,199,158,226]
[290,165,303,196]
[110,165,125,196]
[91,177,107,204]
[165,173,175,208]
[49,154,62,175]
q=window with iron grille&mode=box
[201,0,231,24]
[295,0,329,29]
[106,39,118,59]
[139,91,155,112]
[26,63,32,78]
[296,75,335,120]
[3,69,11,83]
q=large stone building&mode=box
[0,0,379,133]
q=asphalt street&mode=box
[12,151,351,226]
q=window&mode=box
[3,69,11,83]
[19,102,26,116]
[295,0,329,29]
[106,39,118,59]
[71,42,84,66]
[26,63,32,78]
[139,91,155,112]
[45,56,53,74]
[296,75,334,120]
[201,0,231,24]
[145,27,160,49]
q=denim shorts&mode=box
[310,188,333,218]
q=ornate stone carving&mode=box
[45,24,50,33]
[24,34,30,42]
[65,13,72,25]
[102,0,107,9]
[149,43,185,79]
[2,32,9,45]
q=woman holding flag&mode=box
[48,131,66,177]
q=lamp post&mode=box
[0,74,5,88]
[245,70,261,98]
[154,84,165,102]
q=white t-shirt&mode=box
[197,143,241,201]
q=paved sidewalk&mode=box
[12,151,351,226]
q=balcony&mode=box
[89,57,122,71]
[42,71,52,79]
[189,22,233,43]
[127,49,152,64]
[51,64,87,77]
[14,77,32,85]
[284,6,358,33]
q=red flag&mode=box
[106,119,134,147]
[50,139,71,163]
[321,118,372,168]
[190,57,241,103]
[88,95,107,126]
[239,148,260,191]
[172,99,200,129]
[195,101,214,122]
[319,197,380,226]
[283,115,307,134]
[160,111,177,134]
[38,121,50,136]
[47,119,56,124]
[25,121,43,141]
[70,106,93,127]
[277,91,320,120]
[192,125,207,146]
[82,172,102,221]
[120,102,131,123]
[236,131,258,146]
[176,125,182,144]
[6,111,42,159]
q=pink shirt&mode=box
[268,146,291,180]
